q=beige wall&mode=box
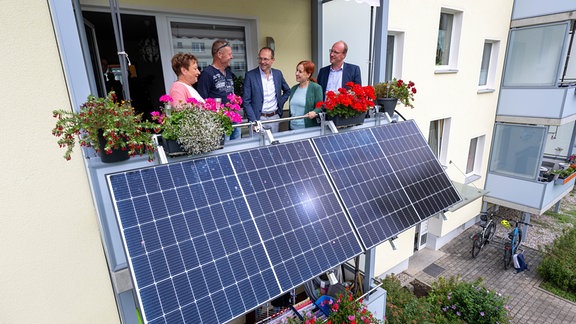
[0,1,118,323]
[81,0,312,84]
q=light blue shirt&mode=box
[290,86,307,130]
[326,64,344,93]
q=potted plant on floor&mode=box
[316,82,375,128]
[52,92,158,162]
[373,78,417,116]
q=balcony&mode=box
[496,86,576,125]
[512,0,576,21]
[484,171,575,215]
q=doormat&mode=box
[423,263,445,277]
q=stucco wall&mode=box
[0,1,118,323]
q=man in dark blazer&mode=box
[243,47,291,133]
[317,40,362,96]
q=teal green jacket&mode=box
[289,81,324,128]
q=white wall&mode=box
[0,1,118,323]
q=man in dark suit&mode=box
[317,40,362,96]
[243,47,291,133]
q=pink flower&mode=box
[159,94,173,103]
[186,98,200,105]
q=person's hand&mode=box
[307,111,317,119]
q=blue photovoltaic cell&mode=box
[109,157,280,324]
[108,120,459,323]
[372,121,461,220]
[313,120,460,250]
[229,140,363,292]
[108,139,364,323]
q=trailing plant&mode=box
[52,92,157,161]
[373,78,417,108]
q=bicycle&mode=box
[501,219,532,270]
[471,211,497,258]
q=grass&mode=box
[540,281,576,303]
[544,210,576,226]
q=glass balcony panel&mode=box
[489,124,546,180]
[503,23,568,87]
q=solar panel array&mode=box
[108,140,363,323]
[107,120,461,323]
[313,120,461,250]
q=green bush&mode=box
[538,227,576,294]
[378,276,435,324]
[426,276,509,324]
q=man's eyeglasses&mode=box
[215,42,230,52]
[329,49,343,55]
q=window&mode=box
[428,118,451,165]
[168,21,250,79]
[489,124,546,180]
[466,136,485,183]
[385,32,404,82]
[478,40,500,91]
[503,23,568,86]
[176,41,183,49]
[191,42,205,52]
[435,9,462,71]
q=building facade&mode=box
[2,0,516,323]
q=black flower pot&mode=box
[377,98,398,117]
[97,129,130,163]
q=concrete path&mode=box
[402,226,576,323]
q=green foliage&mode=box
[426,276,510,324]
[538,227,576,295]
[52,92,157,161]
[378,276,434,324]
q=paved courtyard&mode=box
[402,226,576,323]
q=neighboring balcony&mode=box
[484,123,575,215]
[484,169,575,215]
[496,86,576,126]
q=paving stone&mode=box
[404,226,576,323]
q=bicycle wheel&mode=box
[503,243,513,269]
[471,234,482,258]
[485,222,496,244]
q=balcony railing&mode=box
[496,85,576,125]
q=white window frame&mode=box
[428,118,451,166]
[478,40,500,93]
[157,14,258,91]
[465,135,485,183]
[191,42,205,52]
[385,31,404,82]
[435,8,463,74]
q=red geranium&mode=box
[316,82,376,118]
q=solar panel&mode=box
[108,140,363,323]
[372,121,461,219]
[312,120,461,250]
[229,141,363,292]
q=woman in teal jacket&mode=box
[289,60,324,129]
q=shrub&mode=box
[426,276,509,324]
[538,227,576,294]
[378,275,434,324]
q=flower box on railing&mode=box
[554,171,576,185]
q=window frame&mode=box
[478,39,500,92]
[385,31,404,82]
[157,14,257,91]
[465,135,485,183]
[435,8,463,73]
[428,118,451,166]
